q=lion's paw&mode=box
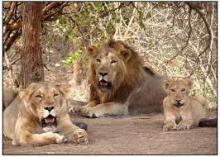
[69,105,82,113]
[79,106,104,118]
[54,133,67,144]
[43,132,66,144]
[176,121,192,130]
[73,129,88,144]
[163,122,177,131]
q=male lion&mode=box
[4,82,88,146]
[76,39,166,117]
[162,78,217,131]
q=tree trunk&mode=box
[21,2,44,88]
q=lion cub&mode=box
[162,78,207,131]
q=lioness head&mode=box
[19,82,70,132]
[163,79,193,108]
[87,39,139,93]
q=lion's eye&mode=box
[35,95,42,100]
[111,60,117,64]
[96,59,101,63]
[171,89,175,92]
[54,93,59,97]
[181,88,185,92]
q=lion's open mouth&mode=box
[174,102,184,108]
[41,115,57,127]
[99,79,112,89]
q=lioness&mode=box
[3,87,18,109]
[75,39,166,117]
[162,78,216,131]
[4,82,88,146]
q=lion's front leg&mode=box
[163,106,178,131]
[176,119,194,130]
[68,100,98,114]
[163,120,177,131]
[15,131,66,146]
[80,102,128,118]
[57,114,88,144]
[176,110,194,130]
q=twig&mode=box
[166,6,192,64]
[186,2,212,59]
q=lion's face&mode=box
[19,82,70,132]
[163,79,192,108]
[88,41,132,93]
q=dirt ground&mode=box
[3,113,217,155]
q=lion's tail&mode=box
[198,118,217,127]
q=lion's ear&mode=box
[56,83,71,98]
[19,82,39,100]
[163,79,171,91]
[87,45,97,57]
[119,49,132,61]
[110,40,132,62]
[185,79,193,89]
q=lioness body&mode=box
[77,39,166,117]
[4,82,88,146]
[3,87,18,109]
[162,79,207,131]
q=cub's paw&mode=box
[163,121,177,131]
[73,129,88,144]
[176,121,192,130]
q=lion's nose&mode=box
[44,106,54,111]
[99,72,108,77]
[176,100,181,104]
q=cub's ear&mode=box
[56,83,71,98]
[163,79,171,91]
[185,79,193,89]
[87,45,97,57]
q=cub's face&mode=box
[163,79,192,108]
[19,82,70,132]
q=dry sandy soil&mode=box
[3,113,217,155]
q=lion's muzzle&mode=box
[99,79,112,90]
[97,72,111,88]
[41,107,57,132]
[41,115,57,127]
[174,100,184,108]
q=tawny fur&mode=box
[77,39,166,117]
[73,61,83,85]
[162,78,207,131]
[4,82,88,146]
[3,87,18,109]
